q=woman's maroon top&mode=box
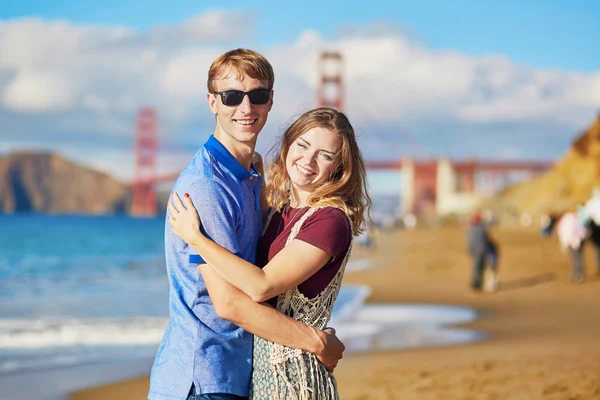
[256,206,352,303]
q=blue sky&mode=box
[0,2,599,181]
[2,0,598,71]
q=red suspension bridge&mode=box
[131,52,552,217]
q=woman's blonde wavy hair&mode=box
[265,107,371,236]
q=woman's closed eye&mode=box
[297,141,335,162]
[320,153,334,161]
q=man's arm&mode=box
[198,262,344,372]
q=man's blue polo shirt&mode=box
[149,135,263,399]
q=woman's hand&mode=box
[167,193,202,244]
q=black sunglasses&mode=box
[212,88,272,107]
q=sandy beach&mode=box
[71,225,600,400]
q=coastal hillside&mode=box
[0,152,130,214]
[490,115,600,215]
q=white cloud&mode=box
[3,69,77,111]
[161,50,213,98]
[458,67,600,124]
[0,14,598,180]
[175,9,255,41]
[83,94,110,113]
[0,11,254,119]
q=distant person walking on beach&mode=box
[556,209,587,283]
[585,188,600,276]
[485,237,500,291]
[357,221,378,251]
[168,107,371,399]
[540,213,560,237]
[587,220,600,276]
[149,50,345,400]
[467,212,498,292]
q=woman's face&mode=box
[285,127,342,194]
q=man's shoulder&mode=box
[175,148,231,191]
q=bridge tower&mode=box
[132,107,158,217]
[317,51,344,111]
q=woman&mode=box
[168,107,370,399]
[556,208,588,283]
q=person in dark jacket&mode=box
[588,220,600,276]
[485,237,500,291]
[468,212,494,291]
[584,189,600,276]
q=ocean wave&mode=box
[330,284,372,323]
[0,284,370,350]
[0,253,168,303]
[0,344,159,375]
[0,292,483,376]
[0,317,168,349]
[0,285,369,375]
[0,317,167,374]
[0,253,165,276]
[345,259,373,272]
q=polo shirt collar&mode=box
[204,135,257,181]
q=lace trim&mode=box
[266,206,351,400]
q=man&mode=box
[467,212,492,292]
[148,49,344,400]
[588,219,600,275]
[585,188,600,275]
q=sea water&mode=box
[0,214,481,399]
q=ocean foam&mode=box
[334,303,482,353]
[0,255,481,376]
[0,317,168,349]
[345,259,373,272]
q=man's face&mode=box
[207,68,273,148]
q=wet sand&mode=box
[71,225,600,400]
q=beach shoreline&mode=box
[71,225,600,400]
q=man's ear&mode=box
[207,93,218,115]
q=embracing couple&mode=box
[148,48,370,400]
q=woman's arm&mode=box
[198,262,344,372]
[168,193,333,302]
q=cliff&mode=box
[490,115,600,215]
[0,152,131,214]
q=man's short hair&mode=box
[208,48,274,92]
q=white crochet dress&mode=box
[249,207,352,400]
